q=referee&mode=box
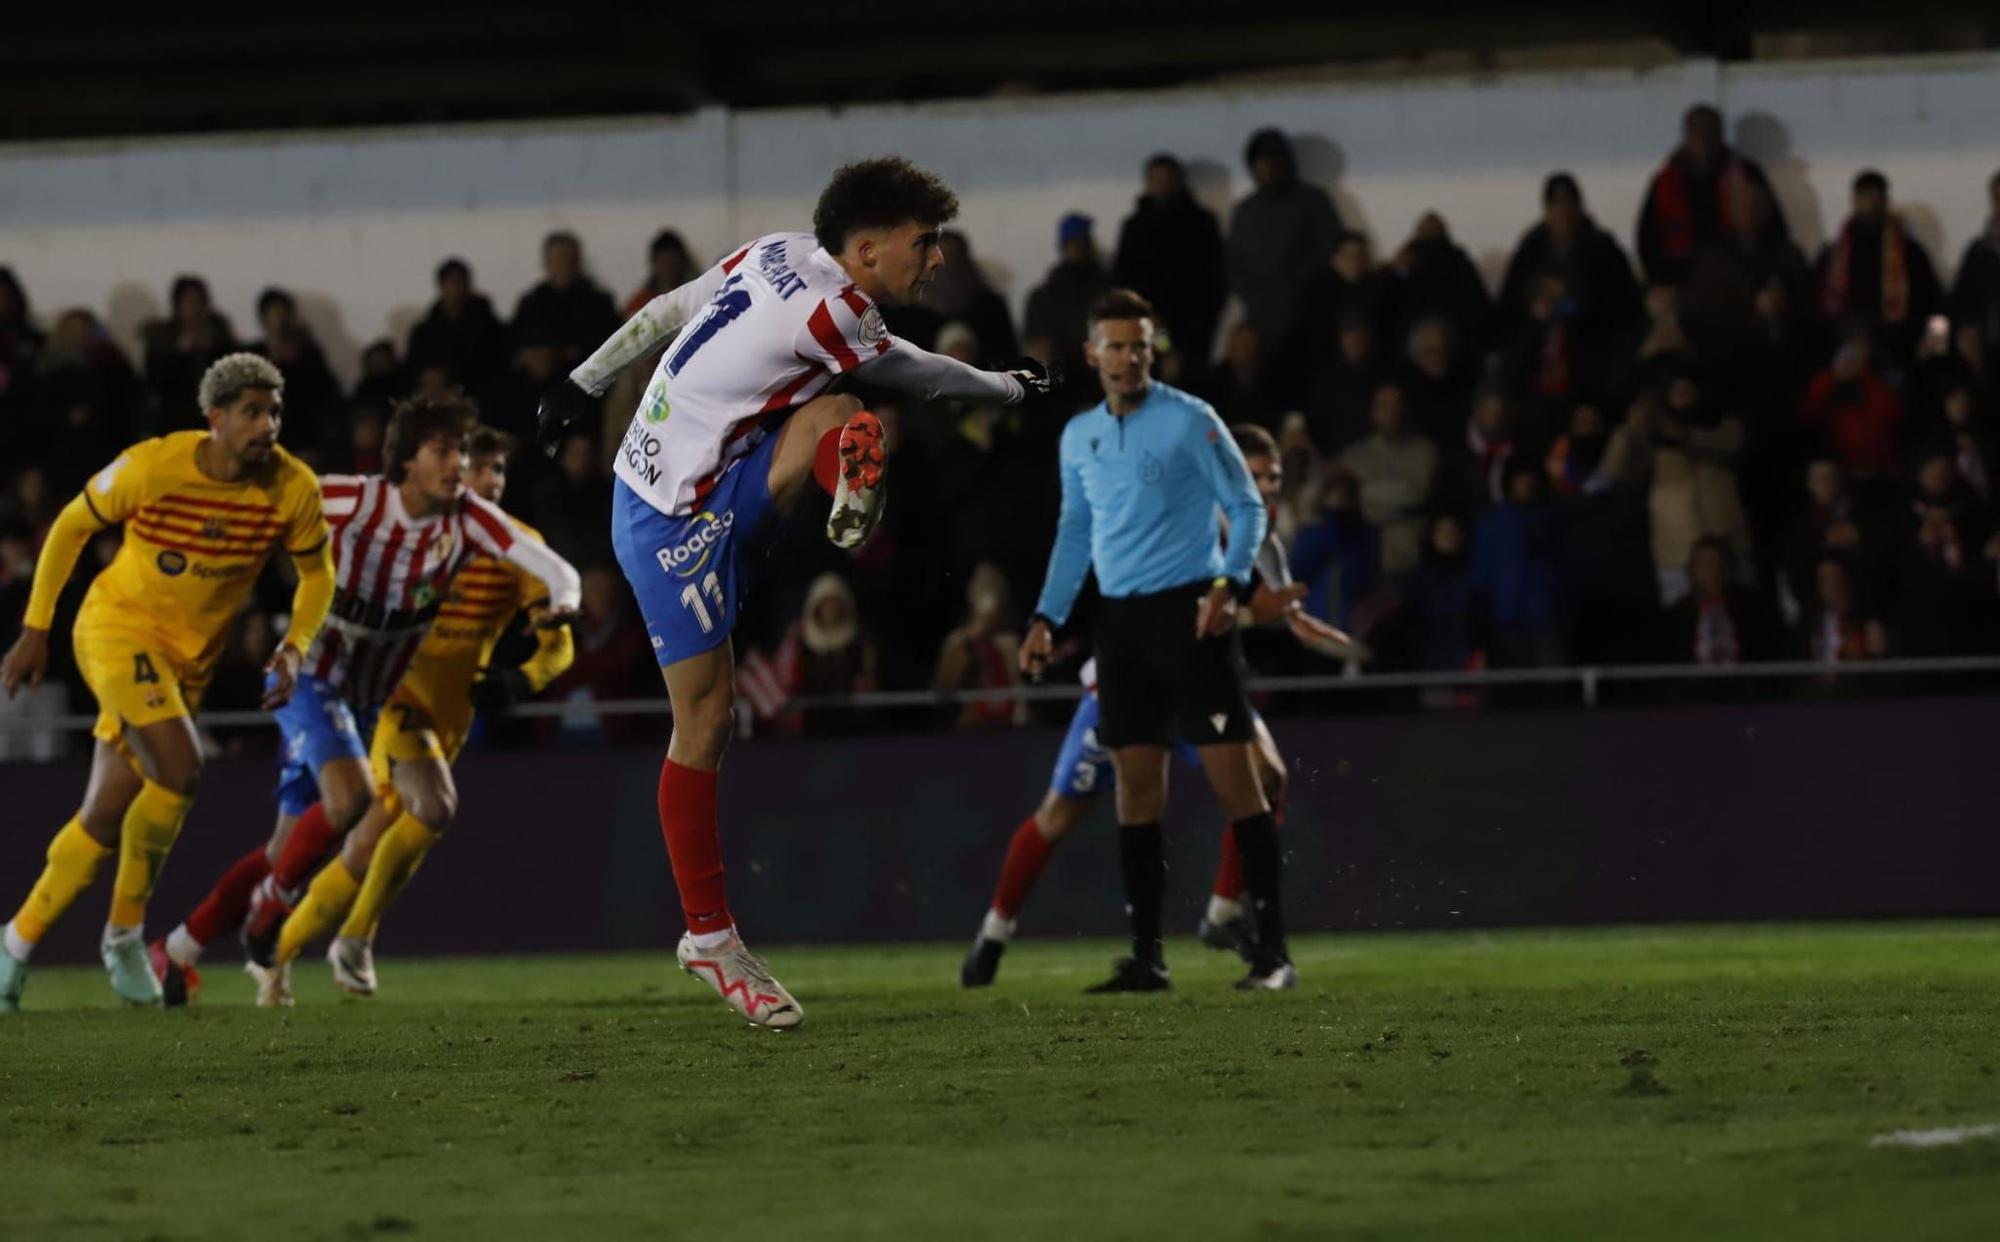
[1022,289,1295,992]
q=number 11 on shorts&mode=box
[680,572,725,633]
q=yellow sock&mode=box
[10,819,112,945]
[340,813,439,942]
[107,781,194,930]
[277,861,361,965]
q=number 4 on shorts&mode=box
[680,572,725,634]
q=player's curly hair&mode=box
[197,352,285,411]
[813,157,960,253]
[383,394,479,483]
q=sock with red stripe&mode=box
[813,426,843,496]
[245,802,339,937]
[174,846,272,963]
[658,758,733,942]
[985,816,1056,939]
[1211,822,1245,904]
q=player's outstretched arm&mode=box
[855,341,1058,405]
[538,262,732,454]
[461,496,583,617]
[3,493,107,696]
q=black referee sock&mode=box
[1117,822,1166,967]
[1231,811,1289,964]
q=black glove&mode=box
[470,666,534,715]
[535,379,596,459]
[1005,357,1062,398]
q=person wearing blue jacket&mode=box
[1021,289,1297,992]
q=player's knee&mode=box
[79,800,126,842]
[679,700,735,765]
[1035,795,1085,842]
[407,785,457,832]
[154,752,203,797]
[326,786,375,834]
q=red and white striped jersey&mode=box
[308,475,581,708]
[614,232,893,517]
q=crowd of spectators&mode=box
[8,103,2000,751]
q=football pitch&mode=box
[3,924,1997,1241]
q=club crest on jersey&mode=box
[655,510,734,579]
[857,305,888,348]
[156,550,188,576]
[412,581,440,610]
[201,516,228,540]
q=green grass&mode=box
[3,925,1998,1241]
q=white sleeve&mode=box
[854,338,1025,404]
[500,531,582,614]
[567,251,739,396]
[461,495,583,611]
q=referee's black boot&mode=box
[1084,955,1171,994]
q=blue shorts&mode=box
[270,673,376,817]
[1048,693,1203,799]
[612,428,783,668]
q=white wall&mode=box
[4,53,2000,387]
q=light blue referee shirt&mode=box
[1033,381,1267,627]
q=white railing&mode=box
[5,654,2000,737]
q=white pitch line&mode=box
[1868,1123,2000,1149]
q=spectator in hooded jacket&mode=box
[140,274,236,432]
[407,257,510,409]
[1498,173,1641,353]
[922,231,1020,371]
[1114,154,1227,387]
[511,231,620,376]
[1024,213,1111,403]
[1229,127,1342,401]
[1949,170,2000,354]
[1386,211,1494,354]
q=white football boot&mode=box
[676,932,803,1029]
[825,411,886,549]
[246,958,294,1008]
[327,936,377,997]
[101,927,162,1006]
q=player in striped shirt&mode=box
[154,397,580,1007]
[533,158,1056,1027]
[0,354,333,1012]
[268,428,575,999]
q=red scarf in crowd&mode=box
[1652,154,1752,261]
[1819,215,1911,324]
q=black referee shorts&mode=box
[1093,578,1255,750]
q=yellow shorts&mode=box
[367,680,472,789]
[72,616,210,744]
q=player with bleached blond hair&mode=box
[0,353,334,1012]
